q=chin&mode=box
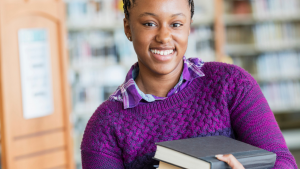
[150,63,181,75]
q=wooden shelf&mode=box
[192,18,214,27]
[253,75,300,83]
[226,44,256,55]
[272,107,300,114]
[282,129,300,149]
[224,14,254,26]
[226,41,300,56]
[224,14,300,26]
[67,21,123,31]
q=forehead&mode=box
[131,0,191,16]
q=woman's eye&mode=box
[171,23,182,27]
[144,23,156,27]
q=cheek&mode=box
[132,26,153,45]
[132,29,154,55]
[173,30,189,53]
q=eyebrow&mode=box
[139,12,186,18]
[139,12,157,17]
[171,13,186,18]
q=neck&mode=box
[135,61,183,97]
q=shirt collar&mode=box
[181,57,205,82]
[110,56,205,109]
[119,63,143,109]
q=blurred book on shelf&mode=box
[186,26,215,61]
[193,0,214,24]
[253,22,300,49]
[233,1,251,15]
[225,0,300,19]
[256,51,300,111]
[251,0,300,19]
[257,51,300,80]
[260,81,300,112]
[66,0,124,29]
[226,23,300,55]
[224,0,252,15]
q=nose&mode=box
[155,25,172,44]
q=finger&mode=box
[215,154,245,169]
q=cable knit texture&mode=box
[81,62,297,169]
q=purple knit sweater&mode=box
[81,62,297,169]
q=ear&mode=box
[124,18,131,39]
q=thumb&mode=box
[215,154,245,169]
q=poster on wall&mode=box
[18,28,54,119]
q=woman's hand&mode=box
[215,154,245,169]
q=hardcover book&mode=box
[154,136,276,169]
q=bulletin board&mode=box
[0,0,74,169]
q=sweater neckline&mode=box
[106,76,203,115]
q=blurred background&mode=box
[0,0,300,168]
[66,0,300,168]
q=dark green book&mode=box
[154,136,276,169]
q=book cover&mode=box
[154,136,276,169]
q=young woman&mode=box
[80,0,298,168]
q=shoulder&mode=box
[87,100,122,126]
[81,100,122,151]
[201,62,257,86]
[198,62,261,113]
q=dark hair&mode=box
[122,0,194,19]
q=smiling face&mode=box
[124,0,192,75]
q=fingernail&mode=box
[215,154,223,158]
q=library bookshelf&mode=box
[65,0,300,167]
[224,1,300,113]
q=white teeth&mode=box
[151,49,174,55]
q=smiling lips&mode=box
[150,48,175,62]
[150,49,174,56]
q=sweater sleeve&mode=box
[81,105,124,169]
[230,83,298,169]
[81,150,125,169]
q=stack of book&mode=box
[154,136,276,169]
